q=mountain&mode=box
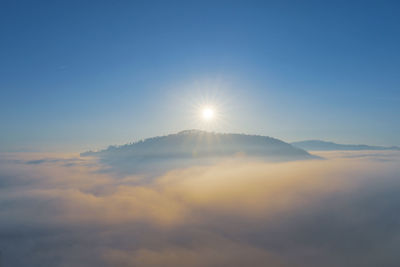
[82,130,317,174]
[291,140,400,151]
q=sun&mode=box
[202,107,215,121]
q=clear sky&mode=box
[1,0,400,152]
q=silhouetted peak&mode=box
[292,140,400,151]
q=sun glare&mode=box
[202,107,215,121]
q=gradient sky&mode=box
[1,0,400,152]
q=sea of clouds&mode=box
[0,151,400,266]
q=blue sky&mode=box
[1,0,400,152]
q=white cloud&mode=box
[0,151,399,266]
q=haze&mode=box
[1,1,400,267]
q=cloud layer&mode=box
[0,151,400,266]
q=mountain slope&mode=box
[291,140,400,151]
[82,130,317,174]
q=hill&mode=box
[82,130,317,174]
[291,140,400,151]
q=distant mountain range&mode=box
[291,140,400,151]
[82,130,317,174]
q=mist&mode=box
[1,151,400,266]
